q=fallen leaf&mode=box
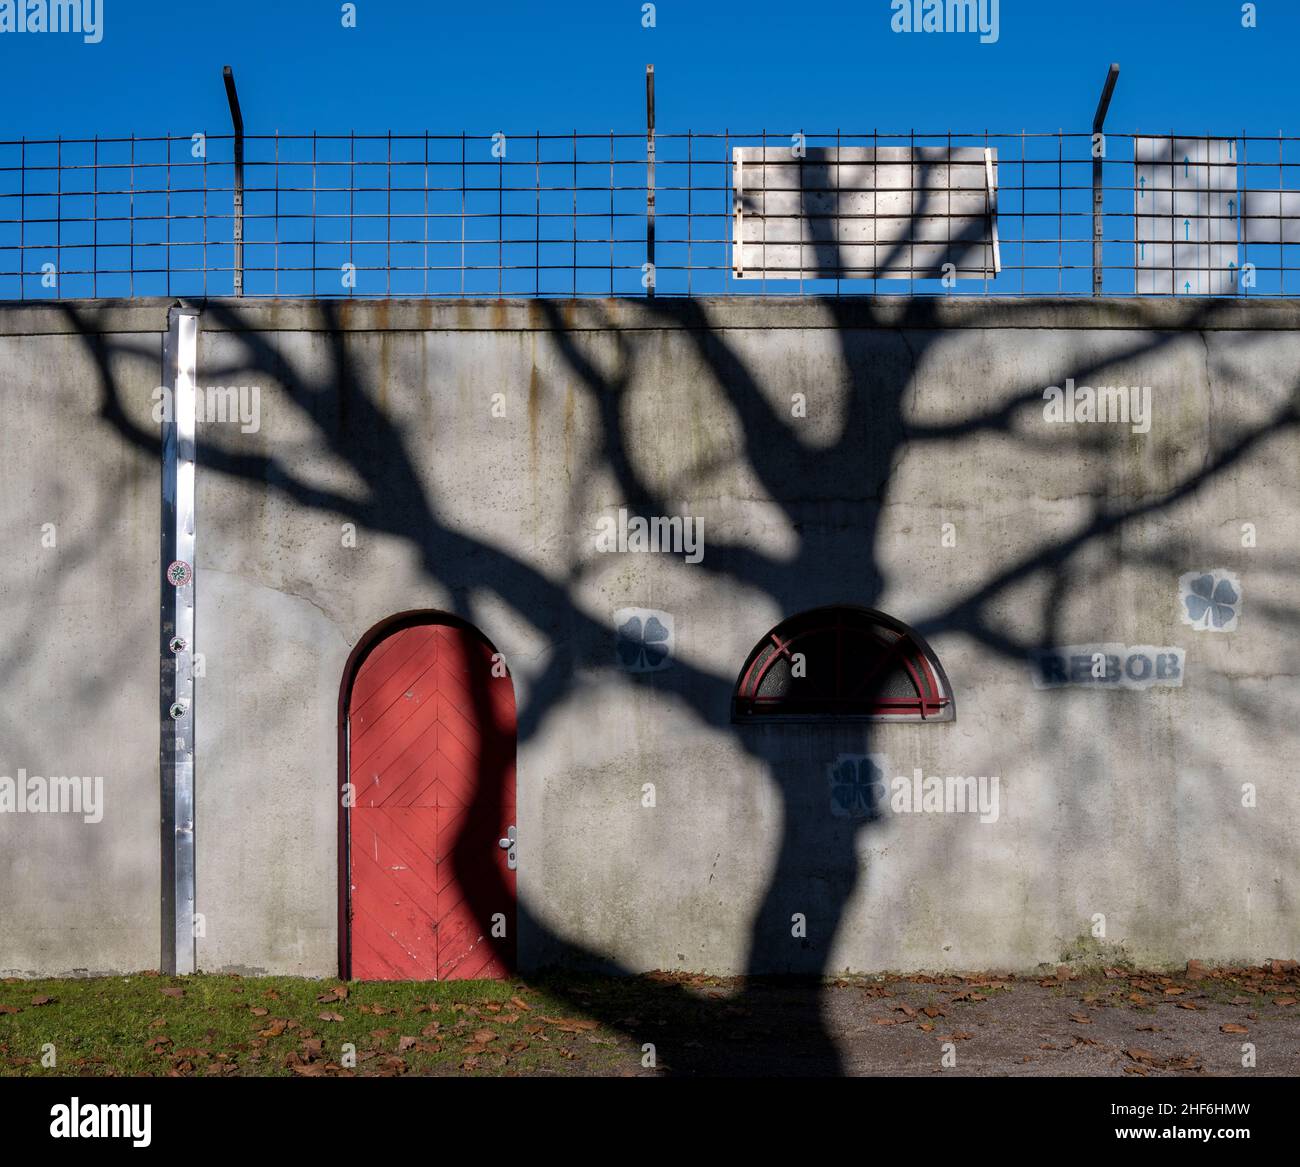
[160,987,185,999]
[318,1012,344,1023]
[398,1036,417,1051]
[1069,1013,1091,1024]
[1274,997,1297,1007]
[0,1006,22,1015]
[250,1007,270,1017]
[30,996,55,1006]
[1220,1023,1249,1034]
[510,996,531,1012]
[472,1029,499,1044]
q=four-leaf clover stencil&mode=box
[827,754,890,820]
[1179,569,1242,632]
[614,608,674,672]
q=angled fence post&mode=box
[1092,63,1120,296]
[646,64,655,298]
[223,66,245,297]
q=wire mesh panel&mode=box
[0,130,1298,299]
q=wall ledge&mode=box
[2,295,1299,336]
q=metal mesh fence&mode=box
[1,129,1297,299]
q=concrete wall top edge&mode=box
[1,295,1298,336]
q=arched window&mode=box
[732,606,954,722]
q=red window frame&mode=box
[732,605,955,722]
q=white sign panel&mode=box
[733,146,1000,280]
[1242,189,1300,244]
[1134,136,1238,295]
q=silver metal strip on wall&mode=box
[160,305,199,976]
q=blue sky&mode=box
[1,0,1293,138]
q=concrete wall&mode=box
[1,296,1297,978]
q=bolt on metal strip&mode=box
[160,304,199,976]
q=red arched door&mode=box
[344,617,516,980]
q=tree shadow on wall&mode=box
[58,285,1300,1076]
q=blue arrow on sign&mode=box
[1139,175,1146,199]
[1184,280,1192,294]
[1183,219,1190,240]
[1183,155,1190,178]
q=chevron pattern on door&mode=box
[347,620,516,980]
